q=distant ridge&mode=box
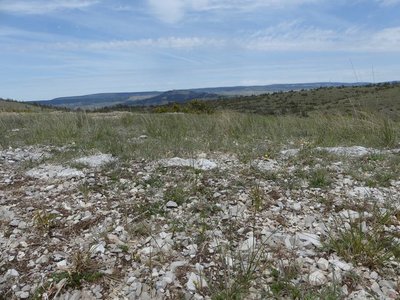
[30,82,370,109]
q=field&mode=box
[0,100,400,299]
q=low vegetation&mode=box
[1,84,400,299]
[1,110,399,161]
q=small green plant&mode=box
[309,168,331,188]
[33,210,58,232]
[380,118,396,147]
[250,185,264,212]
[325,204,400,269]
[207,231,274,300]
[164,185,187,206]
[118,244,129,253]
[33,247,103,299]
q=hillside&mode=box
[0,98,50,112]
[127,90,219,106]
[32,92,161,109]
[191,82,368,96]
[30,82,369,110]
[202,82,400,118]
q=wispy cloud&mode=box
[3,23,399,54]
[147,0,321,23]
[376,0,400,6]
[242,23,400,53]
[0,0,99,15]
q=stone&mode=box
[240,236,256,251]
[36,254,49,265]
[317,258,329,271]
[160,157,217,170]
[93,244,106,254]
[106,234,125,246]
[280,149,300,158]
[348,290,374,299]
[296,232,322,248]
[186,272,207,292]
[292,203,302,211]
[315,146,372,157]
[309,270,327,286]
[166,201,178,208]
[56,260,67,269]
[74,154,116,168]
[330,259,352,271]
[15,291,29,299]
[251,159,279,172]
[26,164,84,180]
[5,269,19,278]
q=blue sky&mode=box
[1,0,400,101]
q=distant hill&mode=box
[0,98,50,112]
[32,92,161,109]
[191,82,369,96]
[126,90,219,106]
[31,82,370,109]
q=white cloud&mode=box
[86,37,225,50]
[0,0,99,14]
[376,0,400,6]
[147,0,321,23]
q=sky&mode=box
[0,0,400,101]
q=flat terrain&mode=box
[0,111,399,299]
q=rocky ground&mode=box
[0,144,399,299]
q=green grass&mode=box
[1,111,399,162]
[325,202,400,269]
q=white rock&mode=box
[370,280,384,298]
[74,154,116,168]
[330,259,352,271]
[309,270,327,286]
[316,146,372,157]
[106,234,125,245]
[280,149,299,158]
[370,271,379,280]
[186,272,207,292]
[348,290,374,299]
[166,201,178,208]
[140,246,154,255]
[160,157,217,170]
[5,269,19,278]
[56,260,67,269]
[170,261,187,272]
[240,236,256,251]
[15,291,29,299]
[93,244,106,254]
[292,203,302,211]
[317,258,329,271]
[251,159,279,172]
[26,165,84,180]
[339,210,361,220]
[296,232,322,248]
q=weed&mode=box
[118,244,129,253]
[33,210,58,233]
[250,185,264,212]
[380,118,397,147]
[324,204,400,269]
[33,247,103,299]
[164,185,188,206]
[309,168,331,188]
